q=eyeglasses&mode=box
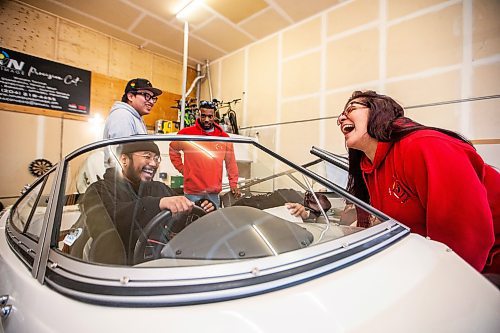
[199,100,216,109]
[134,91,158,103]
[336,101,369,126]
[132,152,161,164]
[200,113,214,119]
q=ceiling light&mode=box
[176,0,202,21]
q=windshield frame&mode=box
[6,135,409,306]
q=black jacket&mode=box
[73,168,175,263]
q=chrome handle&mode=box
[0,305,12,318]
[0,295,12,319]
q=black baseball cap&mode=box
[117,141,160,156]
[124,78,162,96]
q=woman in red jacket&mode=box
[337,90,499,273]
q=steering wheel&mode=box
[132,206,207,265]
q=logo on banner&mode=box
[0,50,25,74]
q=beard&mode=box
[123,165,141,186]
[201,121,214,130]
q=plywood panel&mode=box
[194,18,253,52]
[109,40,153,80]
[188,38,226,63]
[326,28,379,89]
[220,50,245,101]
[273,0,339,22]
[52,0,140,30]
[58,21,109,74]
[152,54,182,94]
[327,0,378,36]
[240,8,289,40]
[0,1,57,60]
[20,0,146,47]
[387,4,462,78]
[469,99,500,140]
[204,0,268,24]
[282,51,321,97]
[405,104,462,133]
[387,0,446,20]
[385,70,461,107]
[128,0,179,21]
[472,0,500,60]
[144,44,183,65]
[133,15,184,51]
[247,36,278,126]
[472,61,500,97]
[283,17,321,58]
[278,121,320,165]
[281,97,320,122]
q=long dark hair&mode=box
[345,90,472,204]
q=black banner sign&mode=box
[0,47,91,114]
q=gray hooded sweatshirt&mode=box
[103,101,148,139]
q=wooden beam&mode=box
[471,139,500,145]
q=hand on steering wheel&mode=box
[194,198,217,212]
[132,205,207,265]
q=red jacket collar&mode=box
[360,141,393,173]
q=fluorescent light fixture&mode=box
[176,0,202,21]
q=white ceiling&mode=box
[17,0,343,66]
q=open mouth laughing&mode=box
[341,123,355,135]
[141,167,156,180]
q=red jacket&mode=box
[361,130,499,272]
[169,120,239,194]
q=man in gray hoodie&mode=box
[103,78,163,139]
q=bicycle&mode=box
[214,98,240,134]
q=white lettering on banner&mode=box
[64,75,81,86]
[28,66,63,81]
[27,66,82,86]
[0,48,90,113]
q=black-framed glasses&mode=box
[199,100,216,109]
[132,152,161,164]
[336,101,369,126]
[134,91,158,103]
